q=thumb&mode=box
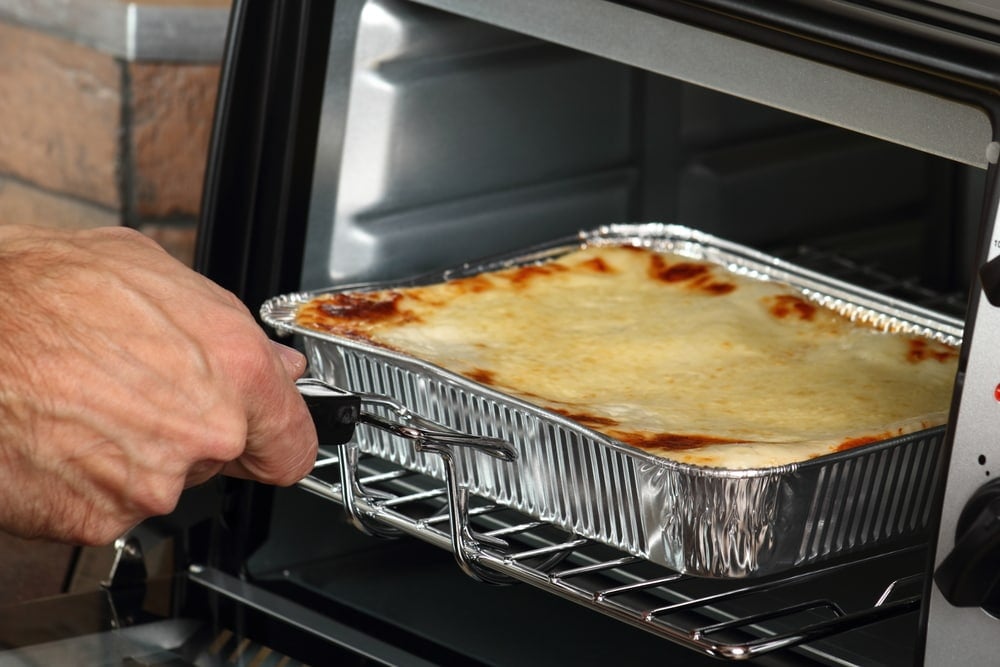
[270,341,308,379]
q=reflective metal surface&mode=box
[407,0,993,167]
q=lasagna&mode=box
[295,245,958,468]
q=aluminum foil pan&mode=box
[262,223,962,578]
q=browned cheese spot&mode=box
[507,263,568,288]
[766,294,818,321]
[907,338,959,364]
[320,292,401,319]
[615,431,744,451]
[295,292,411,333]
[648,256,736,295]
[578,256,613,274]
[551,408,620,428]
[453,275,495,294]
[465,368,497,386]
[835,434,885,453]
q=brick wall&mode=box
[0,18,223,267]
[0,4,227,606]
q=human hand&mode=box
[0,225,317,544]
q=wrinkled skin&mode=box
[0,225,318,544]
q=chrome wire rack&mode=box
[296,444,925,662]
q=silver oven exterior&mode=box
[7,1,994,665]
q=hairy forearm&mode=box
[0,225,316,544]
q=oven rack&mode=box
[295,444,925,662]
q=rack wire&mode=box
[298,448,925,662]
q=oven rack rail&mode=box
[296,445,924,662]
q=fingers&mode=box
[222,336,318,486]
[104,237,318,487]
[270,340,308,378]
[0,225,322,545]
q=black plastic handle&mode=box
[298,380,361,446]
[979,253,1000,307]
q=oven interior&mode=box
[298,0,984,294]
[206,2,988,664]
[7,1,999,665]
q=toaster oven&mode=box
[5,0,999,665]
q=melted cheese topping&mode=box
[296,246,958,468]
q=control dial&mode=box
[980,252,1000,307]
[934,478,1000,616]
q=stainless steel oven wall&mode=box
[302,0,675,288]
[300,0,975,291]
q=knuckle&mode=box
[133,481,182,518]
[195,397,249,463]
[225,335,275,387]
[221,289,251,312]
[208,410,248,461]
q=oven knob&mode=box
[980,252,1000,307]
[933,478,1000,614]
